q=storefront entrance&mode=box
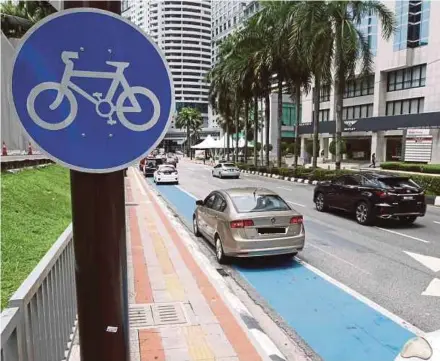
[386,136,403,161]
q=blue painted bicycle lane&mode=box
[147,180,414,361]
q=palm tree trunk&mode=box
[264,93,270,167]
[235,105,239,163]
[277,78,283,168]
[335,30,344,171]
[293,81,301,168]
[187,124,191,159]
[260,98,263,166]
[253,96,258,167]
[312,77,321,169]
[244,102,249,164]
[226,122,230,161]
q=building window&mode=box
[387,64,426,91]
[320,85,330,102]
[343,75,374,98]
[312,109,331,122]
[342,104,373,120]
[356,11,378,55]
[394,0,430,51]
[386,97,424,115]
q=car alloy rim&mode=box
[356,204,368,223]
[316,194,324,210]
[216,239,222,260]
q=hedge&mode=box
[381,162,440,175]
[237,163,440,195]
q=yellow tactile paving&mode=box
[183,326,215,361]
[164,274,186,301]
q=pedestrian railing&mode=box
[1,225,78,361]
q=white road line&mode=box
[375,227,429,243]
[287,200,306,208]
[277,186,292,191]
[294,257,424,336]
[307,243,372,276]
[434,221,440,225]
[176,185,198,200]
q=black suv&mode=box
[313,172,426,225]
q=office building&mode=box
[122,0,218,150]
[213,0,440,164]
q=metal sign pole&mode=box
[64,2,129,361]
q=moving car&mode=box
[212,163,240,179]
[313,172,426,225]
[193,187,305,263]
[154,164,179,185]
[394,331,440,361]
[142,157,163,177]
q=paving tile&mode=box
[201,323,236,359]
[183,325,215,361]
[153,289,172,303]
[160,327,187,350]
[164,347,191,361]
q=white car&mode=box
[154,165,179,185]
[394,331,440,361]
[212,163,240,179]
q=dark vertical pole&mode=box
[64,2,129,361]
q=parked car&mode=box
[313,172,426,225]
[193,187,305,263]
[212,163,240,179]
[394,331,440,361]
[154,164,179,185]
[166,157,177,167]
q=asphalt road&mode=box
[172,159,440,334]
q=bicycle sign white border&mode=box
[8,8,175,174]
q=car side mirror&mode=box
[196,200,204,206]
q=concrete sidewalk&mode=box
[124,168,272,361]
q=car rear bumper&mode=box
[224,235,305,257]
[374,202,426,218]
[156,175,178,183]
[221,171,240,177]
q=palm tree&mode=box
[175,107,203,159]
[1,1,55,38]
[311,1,394,170]
[288,1,333,169]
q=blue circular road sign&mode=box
[10,9,175,173]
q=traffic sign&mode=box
[10,8,175,173]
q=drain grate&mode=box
[152,303,187,326]
[129,304,154,328]
[129,303,187,329]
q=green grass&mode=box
[1,165,71,309]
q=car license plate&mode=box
[403,196,414,200]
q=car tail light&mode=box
[375,190,388,198]
[290,216,303,224]
[230,219,254,228]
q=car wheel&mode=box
[193,215,201,236]
[212,171,215,177]
[355,201,373,225]
[315,192,327,212]
[215,236,228,264]
[399,215,417,225]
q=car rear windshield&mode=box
[230,194,291,213]
[159,166,175,172]
[377,177,420,189]
[223,163,236,168]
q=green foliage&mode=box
[263,144,273,152]
[380,162,440,175]
[329,139,347,155]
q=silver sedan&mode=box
[212,163,240,179]
[193,187,305,264]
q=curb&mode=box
[240,169,319,186]
[240,169,439,206]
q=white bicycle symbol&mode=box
[26,51,160,132]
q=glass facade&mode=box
[282,103,301,127]
[342,104,374,120]
[357,12,378,56]
[394,0,430,51]
[343,75,375,98]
